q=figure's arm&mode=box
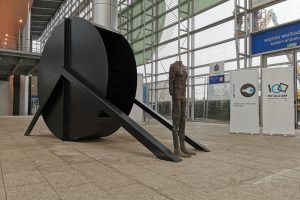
[169,66,175,96]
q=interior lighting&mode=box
[19,19,23,23]
[5,34,8,37]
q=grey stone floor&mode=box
[0,116,300,200]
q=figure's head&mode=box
[174,60,182,68]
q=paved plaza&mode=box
[0,117,299,200]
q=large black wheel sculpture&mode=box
[39,17,136,140]
[25,18,209,162]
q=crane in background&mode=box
[255,9,300,117]
[255,9,300,72]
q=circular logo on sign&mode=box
[240,83,256,98]
[214,64,219,71]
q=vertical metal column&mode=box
[177,0,182,61]
[190,0,195,121]
[142,0,149,104]
[143,0,155,110]
[234,0,249,69]
[92,0,118,30]
[244,0,249,68]
[234,0,240,69]
[178,0,191,119]
[293,51,298,127]
[154,1,159,112]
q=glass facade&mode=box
[35,0,300,122]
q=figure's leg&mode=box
[172,97,190,157]
[179,99,196,155]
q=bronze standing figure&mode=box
[169,61,196,158]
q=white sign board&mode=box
[209,61,224,76]
[251,0,284,9]
[262,68,295,136]
[230,69,259,134]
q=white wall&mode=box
[19,75,29,115]
[0,79,13,116]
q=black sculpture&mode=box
[25,17,209,162]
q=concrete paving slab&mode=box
[159,182,206,200]
[6,182,59,200]
[130,171,182,190]
[108,183,169,200]
[109,160,149,175]
[41,169,89,189]
[56,183,108,200]
[0,159,37,174]
[72,161,135,190]
[0,187,6,200]
[3,170,45,187]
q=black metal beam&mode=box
[32,7,58,11]
[31,14,52,18]
[134,99,210,152]
[13,75,20,115]
[59,68,181,162]
[25,68,182,162]
[31,20,49,23]
[11,59,23,75]
[38,0,63,3]
[62,18,71,141]
[25,75,62,135]
[26,66,37,75]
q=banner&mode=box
[251,0,285,9]
[251,20,300,55]
[209,61,225,84]
[230,69,259,134]
[262,68,295,136]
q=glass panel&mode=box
[157,84,172,117]
[207,83,230,121]
[194,84,206,119]
[266,53,293,68]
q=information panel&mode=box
[262,68,295,136]
[251,20,300,55]
[230,69,259,134]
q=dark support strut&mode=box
[25,68,181,162]
[24,75,61,136]
[60,68,181,162]
[134,99,210,152]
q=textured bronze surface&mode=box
[169,61,196,157]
